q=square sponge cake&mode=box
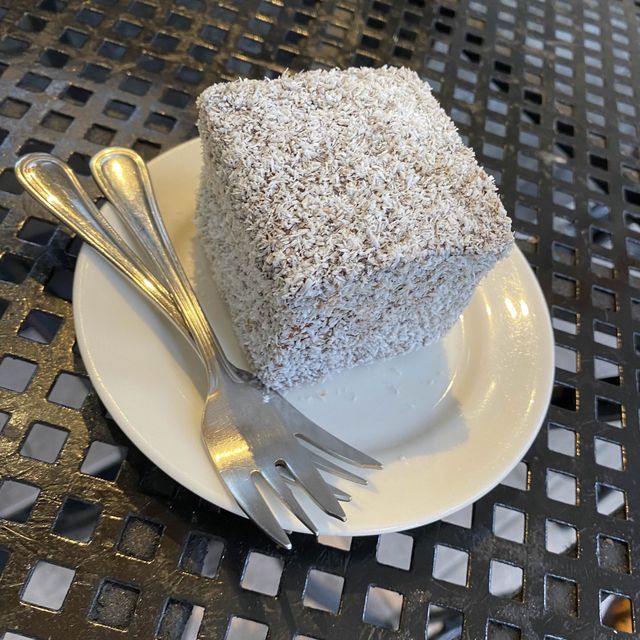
[195,67,513,389]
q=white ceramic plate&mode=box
[74,138,554,536]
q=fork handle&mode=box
[90,148,229,383]
[14,153,183,331]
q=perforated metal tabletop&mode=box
[0,0,639,638]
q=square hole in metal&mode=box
[119,74,150,96]
[17,218,57,247]
[600,591,634,633]
[553,163,574,183]
[117,515,164,560]
[41,110,73,133]
[85,124,116,145]
[48,372,90,409]
[493,505,525,543]
[67,152,91,176]
[486,620,521,639]
[515,203,538,224]
[17,139,55,156]
[501,461,528,490]
[21,560,75,610]
[592,286,617,310]
[594,437,623,470]
[160,88,192,108]
[376,532,413,570]
[0,97,30,119]
[132,139,161,161]
[596,483,627,518]
[138,466,177,499]
[441,503,473,528]
[553,213,578,238]
[60,84,92,105]
[594,357,620,385]
[303,569,344,614]
[52,496,102,542]
[552,273,577,298]
[552,307,577,334]
[594,321,618,348]
[489,560,523,600]
[432,545,468,586]
[591,255,615,279]
[76,6,103,26]
[551,383,577,411]
[104,99,135,120]
[517,151,539,172]
[598,535,630,574]
[79,62,110,83]
[629,266,640,289]
[18,72,51,92]
[545,575,578,617]
[189,42,216,63]
[317,535,352,551]
[157,598,204,640]
[166,11,192,29]
[0,546,8,577]
[625,210,640,231]
[591,226,613,249]
[240,552,284,596]
[554,345,577,373]
[0,254,31,284]
[44,266,73,301]
[59,27,89,48]
[180,531,223,577]
[589,200,609,219]
[0,411,9,434]
[0,169,23,195]
[19,310,63,344]
[547,423,576,456]
[596,396,623,427]
[89,579,140,629]
[426,603,463,639]
[0,355,37,393]
[39,48,70,68]
[627,238,640,264]
[514,230,538,254]
[545,519,577,556]
[81,441,126,480]
[145,112,177,133]
[20,422,68,463]
[546,469,577,505]
[225,617,268,640]
[363,585,402,630]
[0,479,40,522]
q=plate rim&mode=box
[73,137,555,536]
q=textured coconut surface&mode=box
[196,66,513,388]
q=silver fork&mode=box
[16,151,381,549]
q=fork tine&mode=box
[284,454,347,522]
[294,423,383,470]
[271,392,382,469]
[309,452,368,485]
[223,471,292,549]
[278,466,352,502]
[261,466,319,535]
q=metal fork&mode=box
[16,151,381,549]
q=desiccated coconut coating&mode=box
[196,66,513,388]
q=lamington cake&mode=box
[195,66,513,389]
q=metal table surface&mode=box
[0,0,639,638]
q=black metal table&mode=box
[1,0,639,638]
